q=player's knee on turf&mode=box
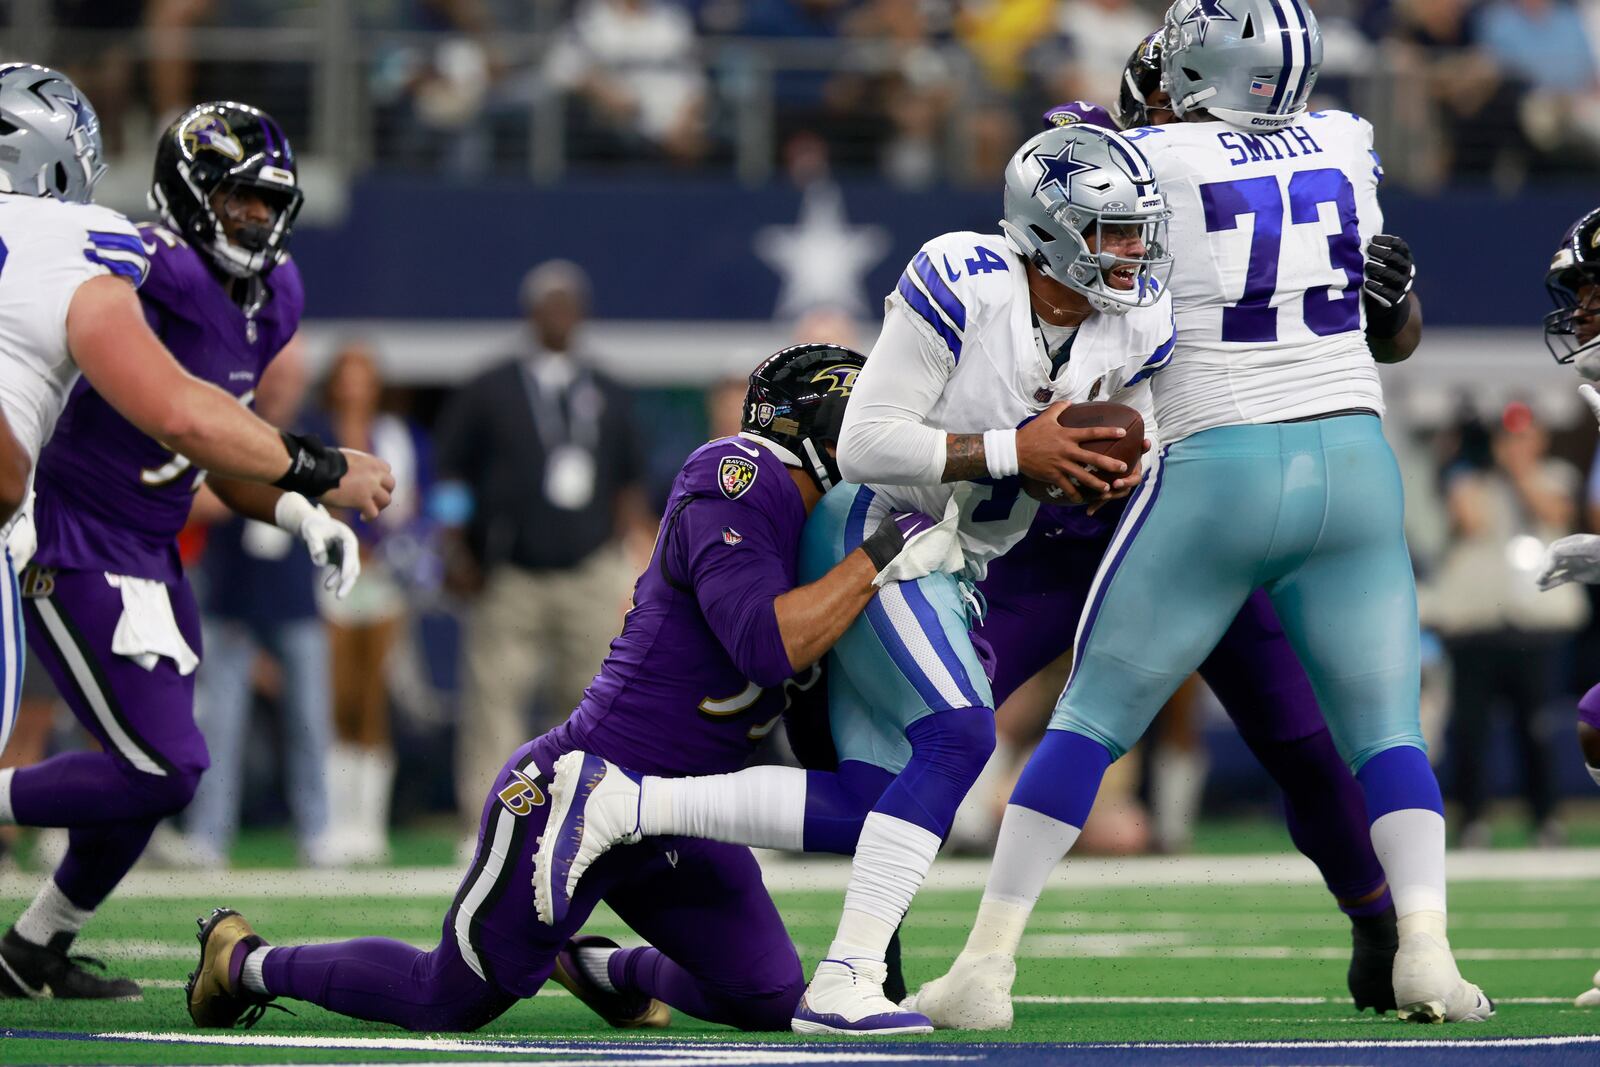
[701,947,807,1030]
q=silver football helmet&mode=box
[0,63,106,204]
[1001,125,1172,316]
[1161,0,1322,131]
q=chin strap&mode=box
[799,437,841,494]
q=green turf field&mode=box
[3,852,1599,1065]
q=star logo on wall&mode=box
[754,182,891,318]
[1031,141,1097,201]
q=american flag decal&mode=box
[1249,79,1275,97]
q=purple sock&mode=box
[871,706,995,836]
[1356,745,1444,820]
[1009,728,1113,827]
[609,945,801,1031]
[1579,683,1600,732]
[53,822,160,911]
[10,750,199,826]
[801,761,893,854]
[1250,730,1392,917]
[260,937,515,1032]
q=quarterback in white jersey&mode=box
[915,0,1492,1033]
[840,224,1174,576]
[0,67,393,779]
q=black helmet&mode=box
[150,101,303,278]
[1116,32,1166,130]
[1545,206,1600,365]
[741,343,867,494]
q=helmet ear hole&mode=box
[1241,14,1255,37]
[1029,224,1057,243]
[1183,67,1203,81]
[52,161,67,193]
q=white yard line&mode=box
[5,848,1598,899]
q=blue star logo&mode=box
[1030,141,1097,201]
[1180,0,1236,44]
[62,91,94,139]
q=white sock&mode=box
[1150,745,1208,850]
[984,804,1082,906]
[639,765,807,851]
[13,879,93,947]
[574,944,617,993]
[241,945,272,994]
[825,812,940,963]
[1369,808,1447,919]
[0,767,13,824]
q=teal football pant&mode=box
[1050,414,1424,771]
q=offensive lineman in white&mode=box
[0,64,393,757]
[911,0,1493,1028]
[531,121,1178,1034]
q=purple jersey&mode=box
[32,226,305,582]
[547,437,807,777]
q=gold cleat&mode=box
[186,907,273,1028]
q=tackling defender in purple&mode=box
[184,344,962,1032]
[0,101,367,1002]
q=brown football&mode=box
[1022,401,1146,502]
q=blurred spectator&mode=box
[1421,401,1588,847]
[1034,0,1155,110]
[178,338,337,868]
[435,260,653,834]
[52,0,143,154]
[1477,0,1600,163]
[706,373,749,441]
[544,0,709,163]
[843,0,958,186]
[1389,0,1532,180]
[308,342,429,865]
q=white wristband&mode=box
[273,491,317,534]
[983,429,1019,479]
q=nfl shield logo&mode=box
[718,455,758,499]
[1088,376,1104,401]
[1033,387,1052,403]
[722,527,743,546]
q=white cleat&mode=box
[902,952,1016,1031]
[791,957,933,1035]
[1393,931,1494,1023]
[1575,967,1600,1007]
[532,750,643,926]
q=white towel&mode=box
[105,574,200,676]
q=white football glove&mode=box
[275,491,361,599]
[1576,968,1600,1007]
[1537,533,1600,591]
[4,489,35,575]
[872,494,965,588]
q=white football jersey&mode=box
[848,229,1175,576]
[0,194,148,465]
[1122,110,1385,442]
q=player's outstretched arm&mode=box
[66,276,395,518]
[209,476,362,598]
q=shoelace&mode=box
[236,1000,295,1030]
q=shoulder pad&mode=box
[69,204,150,288]
[132,223,206,304]
[681,438,790,504]
[890,231,1016,364]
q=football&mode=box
[1023,401,1146,501]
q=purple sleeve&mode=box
[669,495,795,688]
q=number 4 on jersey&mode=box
[965,246,1009,276]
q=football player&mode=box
[532,121,1176,1034]
[184,345,963,1032]
[0,99,372,1000]
[945,35,1403,1022]
[0,68,392,1001]
[1528,206,1600,1008]
[916,0,1495,1027]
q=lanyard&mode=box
[522,362,602,455]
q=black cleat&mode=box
[186,907,273,1028]
[0,926,142,1000]
[552,935,669,1029]
[1349,907,1399,1013]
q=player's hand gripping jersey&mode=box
[1122,111,1384,441]
[841,230,1175,577]
[0,195,148,469]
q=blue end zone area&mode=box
[9,1031,1600,1066]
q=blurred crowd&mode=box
[1,255,1599,871]
[10,0,1600,186]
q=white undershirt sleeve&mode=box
[836,303,954,486]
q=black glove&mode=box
[1363,234,1414,338]
[273,431,349,498]
[860,512,926,570]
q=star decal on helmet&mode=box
[1179,0,1236,44]
[62,91,95,140]
[1030,140,1098,201]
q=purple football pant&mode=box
[979,528,1390,913]
[262,737,804,1031]
[13,568,207,912]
